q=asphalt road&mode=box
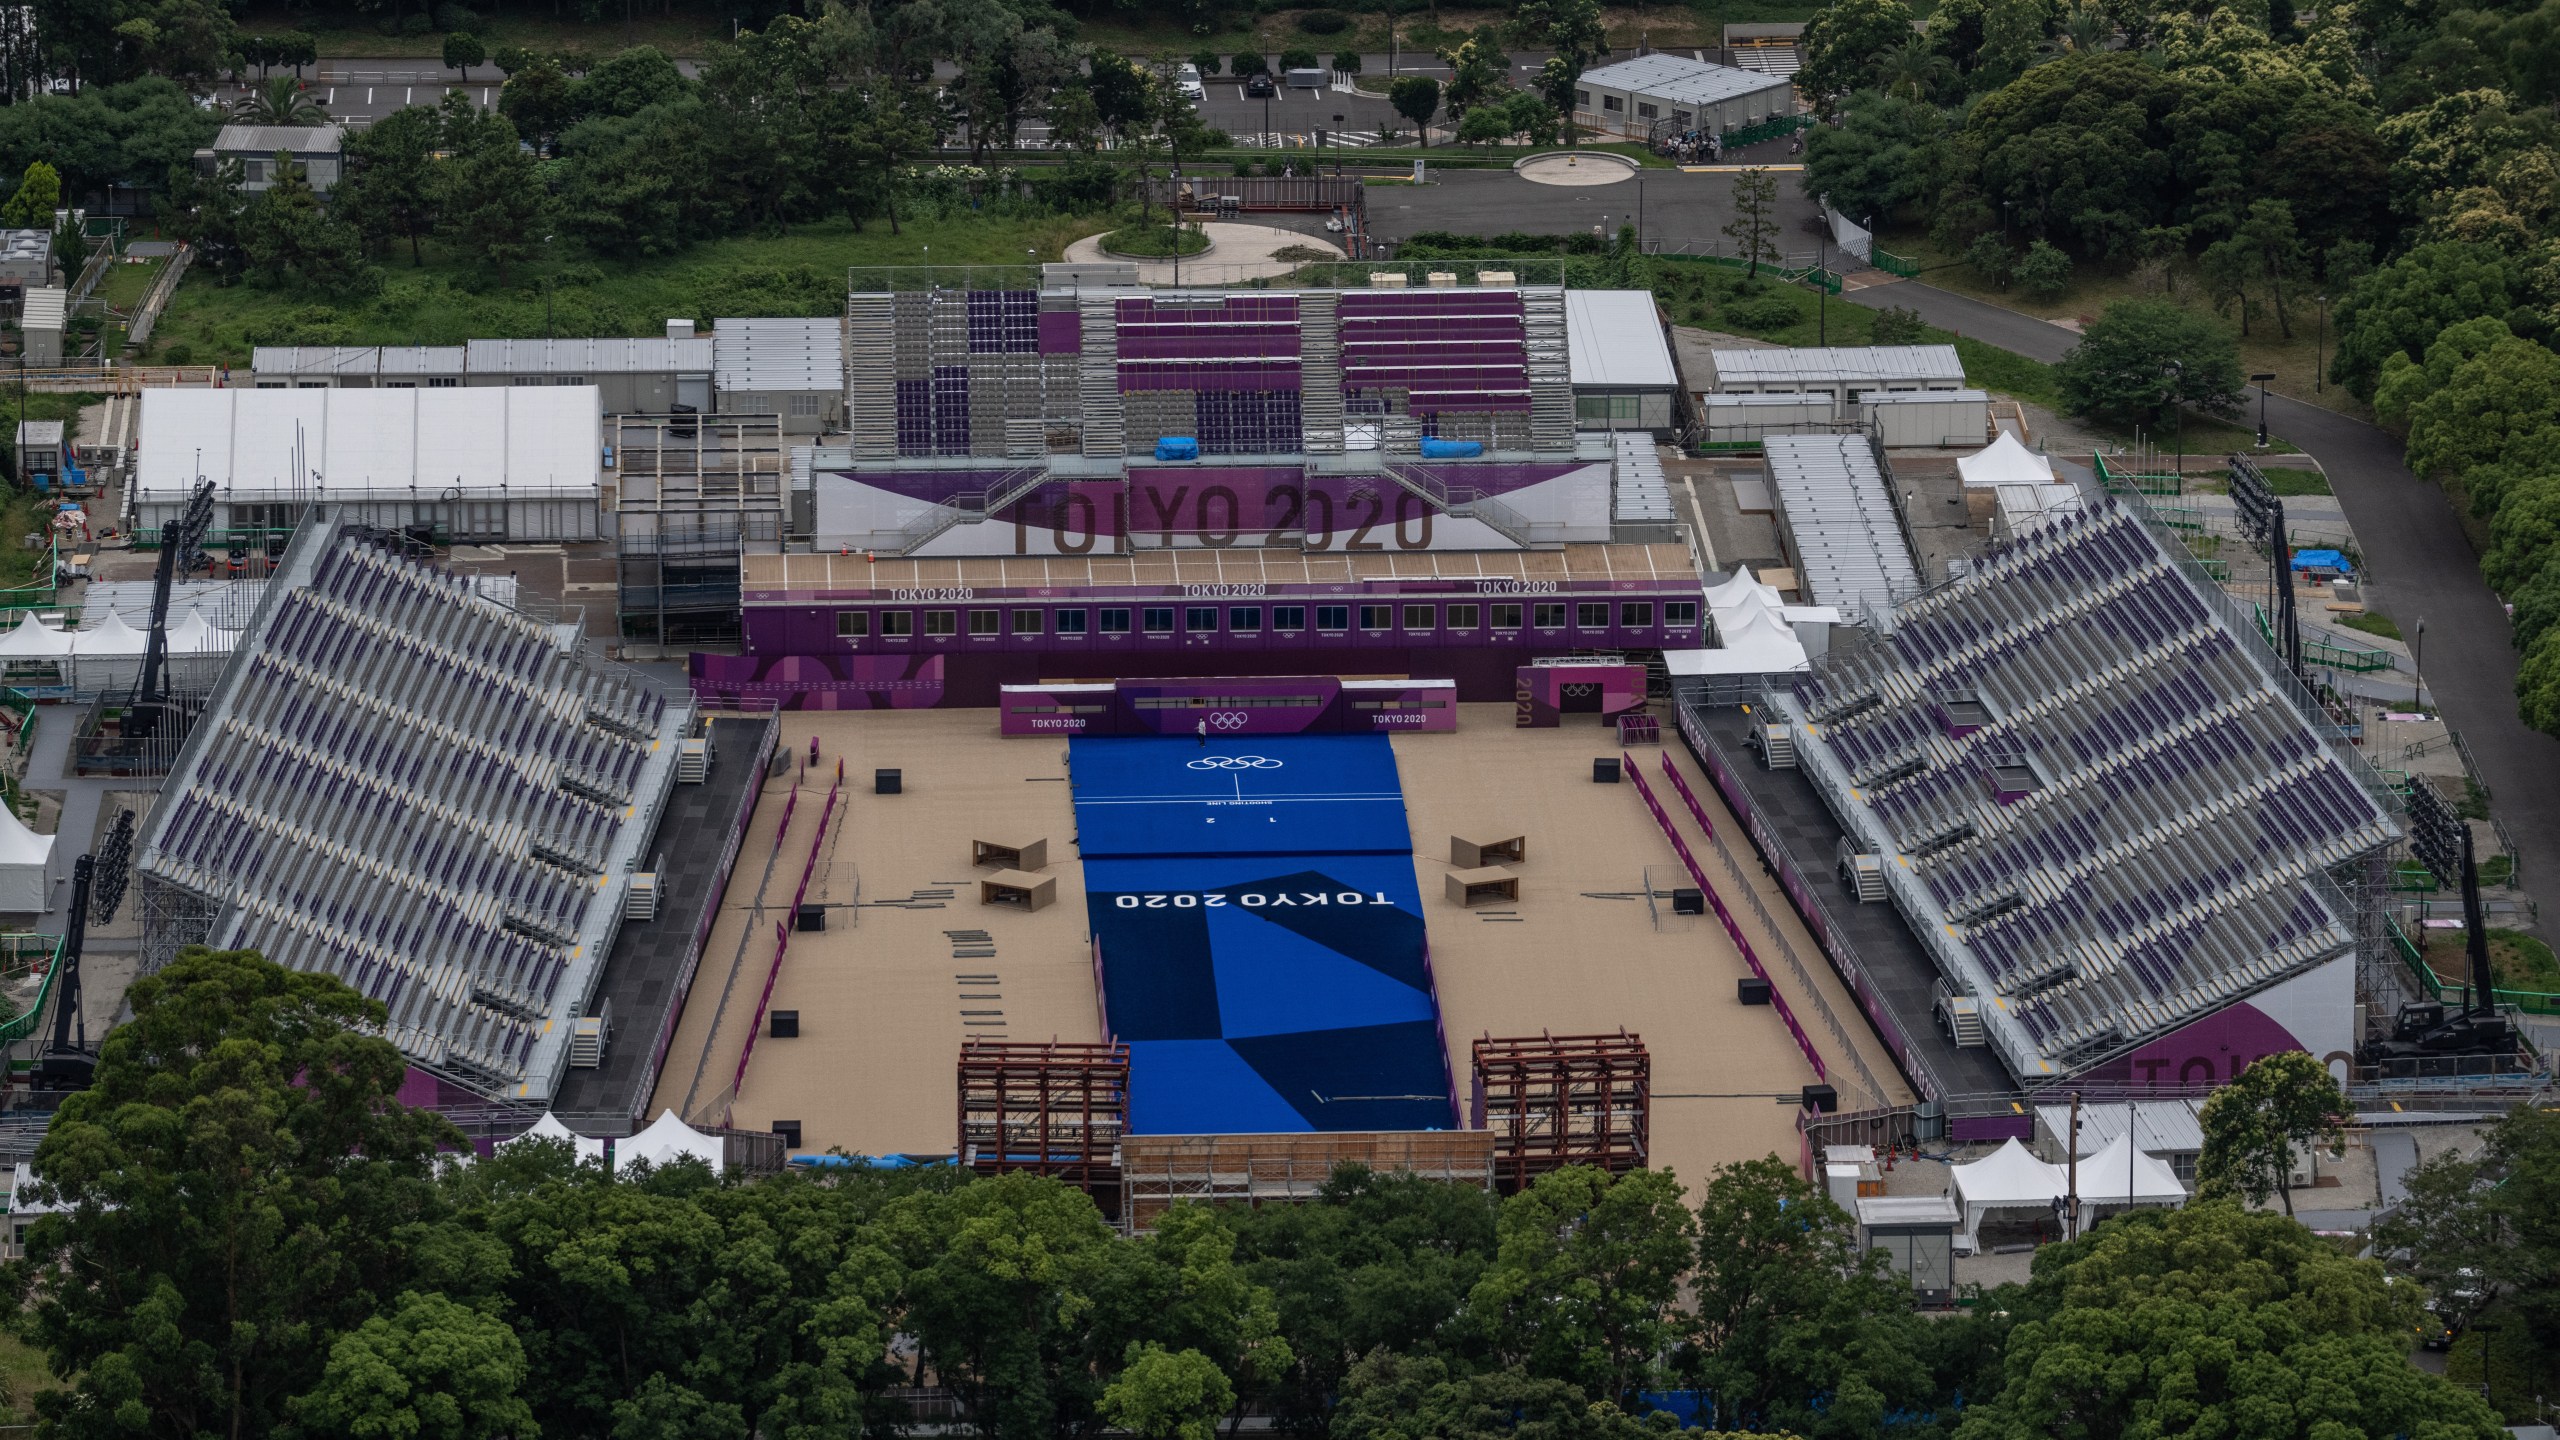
[1360,162,1823,253]
[1847,279,2560,925]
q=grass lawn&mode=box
[0,1327,62,1423]
[95,255,165,311]
[1879,229,2363,422]
[2425,928,2560,996]
[2338,609,2401,641]
[149,213,1105,366]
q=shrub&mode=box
[1278,46,1321,71]
[1191,48,1221,76]
[1333,50,1361,73]
[1720,291,1802,330]
[2016,238,2073,301]
[1965,232,2015,288]
[1298,8,1350,33]
[1231,51,1268,75]
[1870,304,1929,344]
[2055,297,2245,425]
[161,342,194,365]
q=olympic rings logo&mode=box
[1186,755,1283,770]
[1209,712,1249,731]
[1562,683,1599,697]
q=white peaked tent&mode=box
[0,612,70,657]
[68,611,148,656]
[1950,1137,2070,1251]
[503,1111,609,1166]
[0,801,51,912]
[1957,431,2057,488]
[622,1109,726,1174]
[2077,1131,2188,1218]
[166,607,238,654]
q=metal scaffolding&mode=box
[1119,1130,1495,1232]
[1471,1030,1651,1192]
[957,1039,1129,1206]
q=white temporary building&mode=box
[1949,1137,2069,1251]
[0,801,52,912]
[1667,564,1845,678]
[2076,1131,2188,1220]
[134,386,605,543]
[622,1109,725,1174]
[0,612,68,658]
[165,607,240,655]
[1956,431,2055,487]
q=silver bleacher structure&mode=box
[134,508,694,1104]
[1764,495,2399,1085]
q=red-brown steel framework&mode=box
[1470,1030,1651,1192]
[957,1039,1130,1209]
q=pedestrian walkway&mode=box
[1059,223,1341,283]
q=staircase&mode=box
[1380,462,1537,549]
[1760,723,1797,769]
[846,294,897,460]
[1299,293,1346,454]
[1521,287,1575,452]
[1843,852,1887,903]
[891,465,1049,554]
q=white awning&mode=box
[2078,1131,2188,1213]
[1957,431,2055,487]
[0,612,69,657]
[68,611,148,656]
[1949,1137,2069,1250]
[621,1109,725,1174]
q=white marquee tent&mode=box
[502,1111,609,1166]
[0,801,52,912]
[1949,1137,2070,1251]
[0,612,68,658]
[1957,431,2056,488]
[2076,1131,2188,1219]
[622,1109,726,1174]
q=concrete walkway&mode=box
[1060,222,1341,284]
[1848,278,2560,928]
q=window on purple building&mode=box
[1359,604,1392,631]
[1491,603,1523,629]
[1665,601,1699,628]
[836,611,870,639]
[924,611,958,636]
[1143,608,1175,634]
[880,612,914,637]
[1275,606,1307,632]
[1185,607,1218,631]
[1316,606,1349,632]
[1575,602,1609,629]
[1448,604,1480,629]
[969,610,1001,636]
[1532,603,1565,629]
[1620,602,1654,628]
[1401,604,1434,630]
[1231,608,1263,632]
[1058,609,1089,635]
[1012,609,1043,635]
[1098,609,1129,634]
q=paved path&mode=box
[1848,280,2560,927]
[1059,222,1340,283]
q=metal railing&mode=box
[889,464,1047,554]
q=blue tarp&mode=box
[2291,548,2350,574]
[1418,437,1483,458]
[1154,436,1201,461]
[786,1153,956,1170]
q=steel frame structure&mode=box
[957,1039,1129,1205]
[1470,1030,1651,1192]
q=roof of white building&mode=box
[1709,345,1966,388]
[1567,290,1678,390]
[1577,53,1793,106]
[713,316,845,393]
[1762,434,1922,613]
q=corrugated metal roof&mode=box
[1577,53,1793,107]
[714,316,844,392]
[15,420,62,446]
[1567,290,1677,389]
[1762,434,1919,613]
[467,338,714,374]
[1709,345,1965,387]
[1611,433,1674,522]
[251,345,468,377]
[1861,388,1988,406]
[135,386,602,498]
[2036,1099,2205,1156]
[20,286,64,331]
[212,123,342,154]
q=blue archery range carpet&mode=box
[1072,735,1456,1134]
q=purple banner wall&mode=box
[690,653,946,711]
[1513,663,1648,727]
[998,675,1457,736]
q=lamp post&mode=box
[2250,370,2276,449]
[2413,615,2426,713]
[2314,294,2328,395]
[1817,229,1827,343]
[2163,360,2184,488]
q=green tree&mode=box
[232,72,325,124]
[1502,90,1560,145]
[1965,231,2016,287]
[1190,48,1221,76]
[1960,52,2183,258]
[2372,314,2513,431]
[1723,166,1782,276]
[555,99,714,259]
[2,948,459,1440]
[1099,1345,1234,1440]
[2015,236,2073,299]
[1687,1155,1933,1436]
[1436,31,1508,118]
[2403,336,2560,495]
[1466,1166,1694,1406]
[1802,91,1949,224]
[2480,467,2560,596]
[442,30,484,81]
[2235,197,2308,337]
[1334,51,1362,75]
[275,29,317,76]
[159,152,247,280]
[497,55,579,149]
[1389,75,1441,147]
[2327,240,2531,398]
[1955,1202,2506,1440]
[435,104,551,281]
[0,159,60,226]
[2056,297,2244,424]
[1871,304,1931,343]
[1512,0,1605,139]
[1798,0,1919,109]
[2195,1050,2347,1216]
[1230,50,1266,76]
[1457,105,1514,145]
[1974,0,2047,87]
[1873,34,1954,99]
[240,148,370,292]
[1332,1350,1673,1440]
[288,1291,535,1440]
[334,104,441,265]
[847,85,936,234]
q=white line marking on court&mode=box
[366,87,374,104]
[404,86,413,103]
[326,88,334,103]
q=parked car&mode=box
[1244,71,1275,97]
[1177,63,1206,102]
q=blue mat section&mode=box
[1075,735,1452,1135]
[1069,736,1414,858]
